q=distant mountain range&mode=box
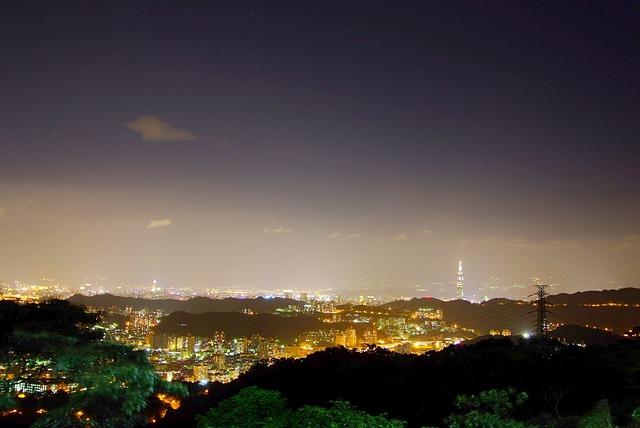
[382,296,640,334]
[547,287,640,304]
[69,287,640,335]
[380,288,640,334]
[67,293,303,313]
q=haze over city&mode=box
[1,1,639,294]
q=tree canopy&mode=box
[0,300,186,428]
[196,386,405,428]
[446,388,529,428]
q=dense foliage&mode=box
[191,385,640,428]
[195,386,406,428]
[0,300,186,428]
[446,388,530,428]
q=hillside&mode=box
[548,287,640,304]
[154,311,346,341]
[379,289,640,334]
[549,324,622,346]
[159,339,640,428]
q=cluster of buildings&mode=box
[145,332,288,383]
[0,365,73,395]
[89,293,477,386]
[0,280,72,302]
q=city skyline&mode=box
[1,1,639,291]
[0,259,604,303]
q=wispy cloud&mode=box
[125,116,197,142]
[327,232,362,239]
[507,237,531,248]
[263,226,293,233]
[390,233,407,241]
[420,229,433,235]
[147,218,173,229]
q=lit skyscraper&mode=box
[456,260,464,300]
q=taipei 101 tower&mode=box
[456,260,464,300]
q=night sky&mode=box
[1,1,639,294]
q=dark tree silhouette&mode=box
[0,300,186,428]
[163,338,640,427]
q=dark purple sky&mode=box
[1,1,639,293]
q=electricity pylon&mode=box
[534,284,550,337]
